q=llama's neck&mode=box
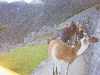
[76,39,89,55]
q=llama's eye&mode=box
[91,38,96,42]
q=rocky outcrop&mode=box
[86,12,100,75]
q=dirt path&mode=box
[30,54,88,75]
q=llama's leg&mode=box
[53,61,57,75]
[53,65,56,75]
[64,63,69,75]
[53,63,55,75]
[56,61,62,75]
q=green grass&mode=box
[42,35,53,40]
[0,43,48,75]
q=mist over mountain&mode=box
[0,0,100,44]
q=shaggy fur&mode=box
[48,39,81,63]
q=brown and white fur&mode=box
[48,34,98,75]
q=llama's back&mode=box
[48,39,75,63]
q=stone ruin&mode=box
[0,25,54,53]
[24,25,53,44]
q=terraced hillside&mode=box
[0,0,100,43]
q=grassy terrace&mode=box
[0,43,48,75]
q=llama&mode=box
[48,34,98,75]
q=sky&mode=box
[2,0,43,4]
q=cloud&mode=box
[4,0,43,4]
[24,0,33,3]
[5,0,21,3]
[33,0,43,4]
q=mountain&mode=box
[0,0,100,44]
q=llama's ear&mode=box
[47,39,51,44]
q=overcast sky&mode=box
[1,0,43,4]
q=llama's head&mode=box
[81,33,99,45]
